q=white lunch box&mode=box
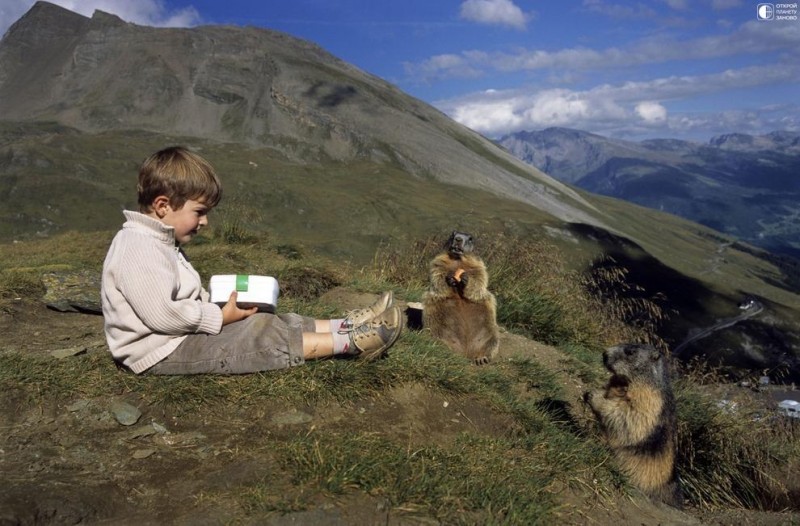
[209,275,279,313]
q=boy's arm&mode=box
[116,247,222,335]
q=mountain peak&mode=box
[1,1,88,44]
[89,9,128,29]
[497,128,648,183]
[709,131,800,152]
[709,132,753,148]
[21,1,84,22]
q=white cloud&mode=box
[636,101,667,123]
[1,0,200,37]
[404,53,483,81]
[441,87,626,137]
[581,1,658,19]
[435,63,800,139]
[407,19,800,82]
[450,96,525,133]
[459,0,529,30]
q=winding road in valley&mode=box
[673,301,763,358]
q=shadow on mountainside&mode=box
[568,223,800,383]
[0,288,797,525]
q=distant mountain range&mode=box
[498,128,800,257]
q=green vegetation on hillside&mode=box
[1,230,797,521]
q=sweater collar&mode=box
[122,210,176,245]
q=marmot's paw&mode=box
[446,276,459,288]
[582,391,594,404]
[474,355,491,366]
[460,274,469,286]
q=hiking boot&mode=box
[340,291,393,332]
[349,305,404,360]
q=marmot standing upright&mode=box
[422,231,500,365]
[584,343,683,508]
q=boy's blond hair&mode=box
[137,146,222,212]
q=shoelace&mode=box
[339,293,392,333]
[339,306,383,333]
[348,322,385,354]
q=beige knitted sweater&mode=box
[101,211,223,373]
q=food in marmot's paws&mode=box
[453,268,465,281]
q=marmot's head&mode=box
[603,343,667,387]
[446,231,474,259]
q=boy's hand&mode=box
[221,291,259,325]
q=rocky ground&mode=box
[1,289,798,525]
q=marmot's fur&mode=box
[584,343,683,508]
[422,231,500,365]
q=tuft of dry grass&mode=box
[369,232,666,352]
[675,363,800,510]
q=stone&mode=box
[110,401,141,426]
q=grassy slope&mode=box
[0,230,797,523]
[2,124,800,374]
[0,125,555,256]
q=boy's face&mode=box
[158,198,210,244]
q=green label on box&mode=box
[235,274,249,292]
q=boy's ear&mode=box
[151,195,171,217]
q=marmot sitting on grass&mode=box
[422,231,500,365]
[584,343,683,508]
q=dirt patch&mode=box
[0,297,106,356]
[497,330,590,402]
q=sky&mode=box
[1,0,799,142]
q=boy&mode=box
[101,146,403,375]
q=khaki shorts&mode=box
[146,312,315,375]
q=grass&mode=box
[675,366,800,510]
[277,432,558,524]
[370,231,667,356]
[1,229,798,520]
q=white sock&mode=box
[329,318,348,333]
[331,330,353,355]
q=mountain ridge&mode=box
[498,127,800,256]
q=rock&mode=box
[49,346,87,359]
[124,424,159,440]
[151,422,168,434]
[271,409,313,425]
[110,401,141,426]
[42,269,102,314]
